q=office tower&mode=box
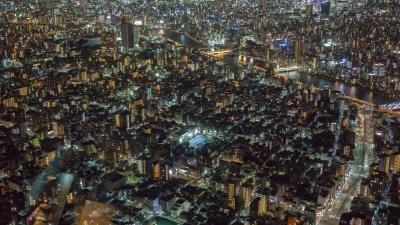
[153,161,161,180]
[321,2,331,15]
[226,180,237,209]
[121,16,136,53]
[277,182,286,202]
[242,182,252,208]
[378,153,390,174]
[250,197,267,217]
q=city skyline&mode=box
[0,0,400,225]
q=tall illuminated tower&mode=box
[121,16,135,53]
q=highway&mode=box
[162,24,400,225]
[317,107,371,225]
[317,170,364,225]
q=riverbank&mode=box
[297,70,400,101]
[164,29,398,106]
[169,30,212,48]
[164,30,209,49]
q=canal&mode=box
[164,30,396,106]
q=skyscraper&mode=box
[293,40,300,63]
[321,2,331,15]
[121,16,135,53]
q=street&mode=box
[317,109,372,225]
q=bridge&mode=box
[201,51,400,117]
[163,32,400,118]
[343,96,400,117]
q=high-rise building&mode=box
[121,16,136,53]
[39,16,49,25]
[137,155,152,178]
[250,195,268,217]
[227,180,237,209]
[360,179,370,199]
[54,16,63,26]
[378,153,390,174]
[153,161,160,180]
[161,163,169,181]
[104,150,118,169]
[101,171,126,192]
[293,40,300,63]
[391,152,400,171]
[242,182,252,208]
[369,172,387,198]
[255,173,267,191]
[321,2,331,15]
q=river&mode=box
[163,30,396,105]
[164,30,209,49]
[282,71,395,105]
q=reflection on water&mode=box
[283,71,395,105]
[161,30,395,105]
[163,30,209,49]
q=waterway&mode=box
[282,71,395,105]
[163,30,209,49]
[163,29,396,105]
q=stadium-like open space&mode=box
[189,135,208,148]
